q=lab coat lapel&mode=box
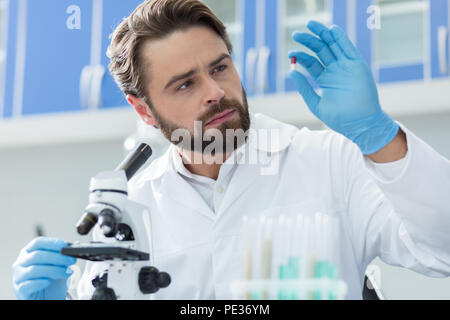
[158,166,215,220]
[219,113,298,216]
[219,158,262,216]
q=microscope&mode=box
[61,143,171,300]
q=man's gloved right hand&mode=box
[288,21,399,155]
[12,237,77,300]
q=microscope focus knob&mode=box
[138,266,171,294]
[157,271,171,289]
[98,209,117,237]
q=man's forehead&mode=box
[141,26,229,80]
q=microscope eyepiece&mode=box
[115,143,152,180]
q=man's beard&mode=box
[151,87,251,155]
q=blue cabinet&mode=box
[0,0,257,117]
[0,0,350,117]
[21,0,92,116]
[274,0,335,94]
[1,0,93,118]
[255,0,450,93]
[244,0,342,96]
[356,0,428,83]
[4,0,446,120]
[0,0,146,118]
[430,0,449,79]
[241,0,258,95]
[354,0,450,84]
[1,0,16,118]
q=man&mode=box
[12,0,450,300]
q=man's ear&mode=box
[126,94,156,126]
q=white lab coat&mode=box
[77,113,450,300]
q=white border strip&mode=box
[277,0,285,92]
[90,0,103,67]
[423,0,430,81]
[12,0,26,118]
[256,0,265,49]
[448,0,450,74]
[0,0,9,118]
[347,0,356,43]
[236,0,244,78]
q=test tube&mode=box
[242,216,255,300]
[276,215,295,300]
[329,215,341,299]
[313,212,326,300]
[299,214,311,299]
[252,216,264,300]
[288,214,304,300]
[261,216,274,300]
[322,214,333,299]
[270,215,284,299]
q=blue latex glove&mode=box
[12,237,77,300]
[289,21,399,155]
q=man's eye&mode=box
[213,65,227,74]
[177,81,192,91]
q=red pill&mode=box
[290,56,297,71]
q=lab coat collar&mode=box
[247,112,298,153]
[134,112,298,183]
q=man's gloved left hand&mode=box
[12,237,76,300]
[289,20,399,155]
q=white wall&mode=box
[1,111,449,300]
[0,139,124,299]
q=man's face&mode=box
[137,26,250,154]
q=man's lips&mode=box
[205,109,236,126]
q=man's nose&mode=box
[204,77,225,106]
